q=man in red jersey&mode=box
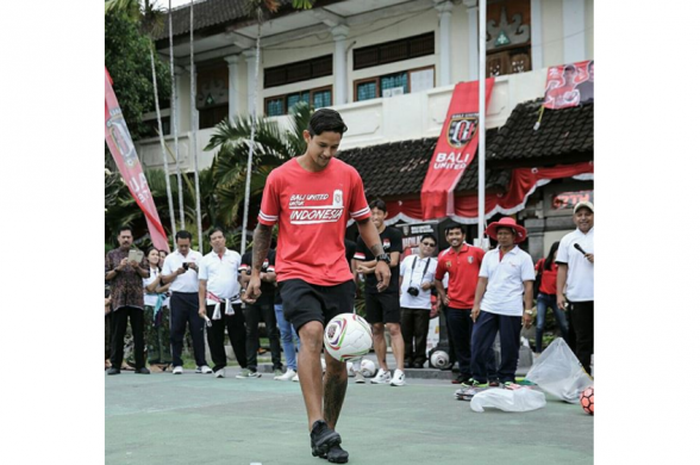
[434,223,485,385]
[243,109,390,464]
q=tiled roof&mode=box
[154,0,300,41]
[338,128,508,199]
[339,99,593,198]
[487,99,594,161]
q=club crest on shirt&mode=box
[333,189,343,207]
[382,238,391,250]
[468,256,474,264]
[446,261,452,268]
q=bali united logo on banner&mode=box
[447,114,478,148]
[421,78,495,220]
[543,60,594,110]
[106,111,139,168]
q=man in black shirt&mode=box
[239,249,283,378]
[353,199,406,386]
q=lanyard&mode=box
[408,256,431,287]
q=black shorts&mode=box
[279,279,355,331]
[364,292,400,324]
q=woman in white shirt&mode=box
[143,247,172,370]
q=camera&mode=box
[407,287,420,297]
[182,262,189,270]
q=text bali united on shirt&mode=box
[288,190,345,225]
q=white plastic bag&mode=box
[525,337,593,403]
[470,388,546,413]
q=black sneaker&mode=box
[107,367,121,375]
[310,420,341,458]
[319,444,349,463]
[135,367,151,375]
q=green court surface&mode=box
[105,371,593,465]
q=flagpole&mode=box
[169,0,185,231]
[477,0,487,246]
[150,48,177,248]
[190,0,203,252]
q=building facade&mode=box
[136,0,594,259]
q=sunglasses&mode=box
[422,242,436,247]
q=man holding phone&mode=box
[161,230,210,375]
[557,201,594,375]
[105,226,150,375]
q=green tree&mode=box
[204,102,311,228]
[105,7,170,140]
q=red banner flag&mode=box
[105,68,170,252]
[543,60,594,109]
[421,78,495,220]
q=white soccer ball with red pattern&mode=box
[324,313,373,362]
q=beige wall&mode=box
[542,0,564,67]
[585,0,594,59]
[450,4,472,83]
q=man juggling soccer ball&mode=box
[243,109,390,463]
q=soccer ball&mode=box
[579,386,594,415]
[324,313,373,362]
[429,350,449,369]
[360,359,377,378]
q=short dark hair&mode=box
[118,225,132,235]
[369,199,387,213]
[175,230,192,241]
[420,234,437,244]
[208,226,225,239]
[308,108,348,136]
[444,223,466,235]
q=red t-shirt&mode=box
[435,244,485,309]
[258,157,371,286]
[535,258,558,295]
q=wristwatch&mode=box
[376,253,391,265]
[524,309,534,316]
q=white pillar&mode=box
[331,25,349,106]
[530,0,543,69]
[465,0,478,81]
[173,66,190,133]
[435,0,453,87]
[243,49,258,115]
[224,54,240,121]
[184,65,198,131]
[563,0,586,63]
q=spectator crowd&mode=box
[105,201,594,383]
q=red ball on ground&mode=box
[579,386,594,415]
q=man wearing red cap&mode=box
[469,217,535,387]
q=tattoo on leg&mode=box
[323,371,347,429]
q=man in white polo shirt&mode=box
[198,227,249,379]
[161,230,211,375]
[557,201,594,375]
[470,217,535,387]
